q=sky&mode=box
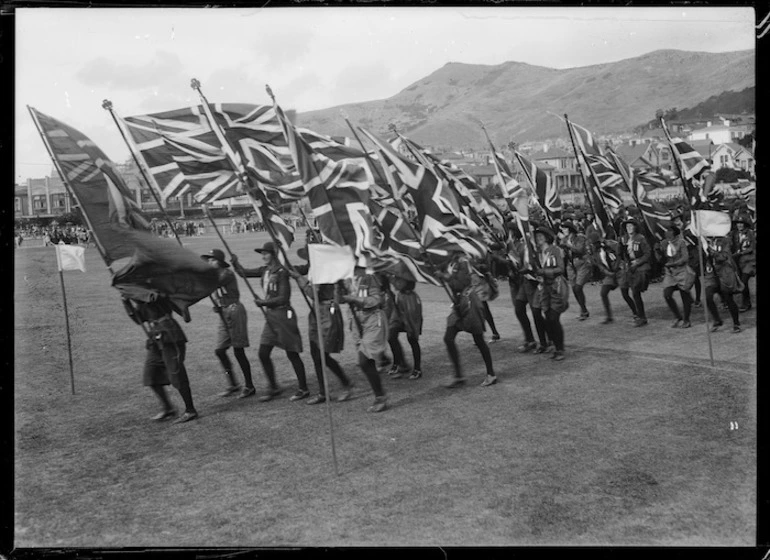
[15,6,755,182]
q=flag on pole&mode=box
[690,209,732,237]
[30,107,221,316]
[514,150,562,223]
[584,153,626,217]
[55,243,86,273]
[307,243,356,284]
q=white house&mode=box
[688,124,748,145]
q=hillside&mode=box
[297,49,754,148]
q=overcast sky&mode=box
[15,6,755,182]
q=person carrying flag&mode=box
[436,251,498,387]
[533,226,568,361]
[559,220,592,321]
[618,218,652,327]
[589,231,621,324]
[703,235,742,333]
[288,246,354,405]
[386,272,424,380]
[201,248,257,399]
[731,213,755,312]
[122,293,199,424]
[232,242,310,402]
[341,267,390,413]
[672,211,703,307]
[659,225,696,328]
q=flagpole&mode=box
[480,123,541,270]
[660,118,715,366]
[190,79,312,311]
[103,99,230,327]
[245,189,314,311]
[344,118,456,305]
[564,114,609,237]
[28,106,113,272]
[200,203,269,317]
[695,213,715,366]
[607,149,656,242]
[55,248,76,394]
[311,281,339,476]
[512,150,556,231]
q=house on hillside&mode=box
[687,139,715,162]
[613,141,674,172]
[733,146,755,176]
[459,164,497,188]
[667,118,711,136]
[526,147,580,193]
[629,128,667,146]
[688,124,749,145]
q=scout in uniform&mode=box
[703,236,742,333]
[618,218,652,326]
[731,213,755,312]
[559,220,592,320]
[341,267,389,413]
[386,273,424,380]
[232,242,310,402]
[201,249,257,399]
[289,246,354,405]
[533,227,568,361]
[660,226,696,328]
[589,231,621,324]
[436,252,498,387]
[122,292,198,424]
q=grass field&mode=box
[13,231,757,547]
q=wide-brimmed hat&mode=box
[587,231,601,245]
[622,217,640,229]
[296,246,309,261]
[534,226,555,243]
[559,220,578,233]
[574,211,585,220]
[200,248,229,267]
[254,241,277,255]
[733,213,752,227]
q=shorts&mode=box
[215,302,249,349]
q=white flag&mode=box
[307,244,355,284]
[689,210,732,238]
[55,243,86,273]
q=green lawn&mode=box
[13,231,756,547]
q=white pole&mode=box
[55,246,76,394]
[311,281,339,476]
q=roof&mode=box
[690,124,746,134]
[614,143,649,163]
[530,147,574,160]
[460,164,496,176]
[641,128,666,139]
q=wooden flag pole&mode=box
[311,281,339,476]
[696,215,715,366]
[55,248,76,395]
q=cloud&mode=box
[253,27,314,70]
[331,61,396,105]
[75,50,185,91]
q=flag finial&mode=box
[190,78,201,90]
[265,85,275,101]
[388,123,397,133]
[340,109,349,121]
[101,99,113,111]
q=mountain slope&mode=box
[297,49,754,148]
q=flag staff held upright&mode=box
[28,104,157,377]
[103,99,231,329]
[193,79,313,311]
[564,113,605,237]
[660,117,714,366]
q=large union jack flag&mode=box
[359,127,487,264]
[514,151,562,225]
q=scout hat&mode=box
[534,226,555,243]
[254,241,277,254]
[200,248,230,267]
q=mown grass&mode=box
[14,231,756,547]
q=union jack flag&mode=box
[566,118,615,238]
[368,199,441,285]
[486,144,539,270]
[391,135,505,237]
[29,107,152,263]
[584,153,626,216]
[606,148,672,241]
[29,107,220,314]
[274,101,385,268]
[359,127,487,264]
[514,151,562,223]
